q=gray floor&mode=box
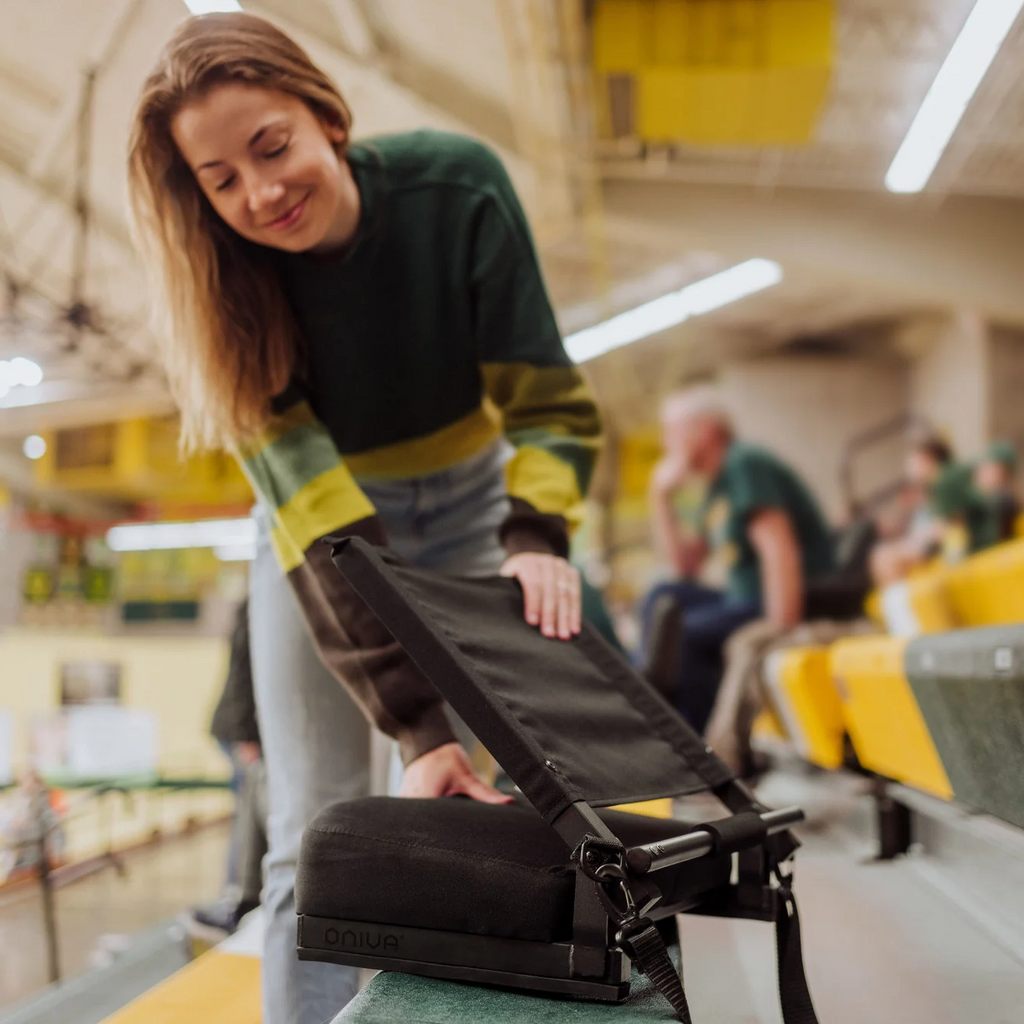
[678,771,1024,1024]
[0,824,229,1014]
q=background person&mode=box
[190,599,267,937]
[644,388,835,732]
[965,439,1020,552]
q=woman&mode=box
[128,12,601,1022]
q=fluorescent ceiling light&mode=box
[0,357,44,398]
[885,0,1024,194]
[183,0,242,13]
[107,517,255,552]
[564,258,783,364]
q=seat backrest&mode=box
[332,538,735,826]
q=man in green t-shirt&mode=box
[644,388,835,731]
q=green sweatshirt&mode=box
[235,130,603,763]
[239,130,601,572]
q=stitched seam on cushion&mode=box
[306,823,567,874]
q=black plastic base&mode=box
[297,914,631,1002]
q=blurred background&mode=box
[1,1,1023,1022]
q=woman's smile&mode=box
[264,193,310,232]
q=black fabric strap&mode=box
[775,880,820,1024]
[620,920,693,1024]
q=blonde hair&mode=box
[127,12,353,451]
[661,385,733,437]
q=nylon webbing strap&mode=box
[619,921,693,1024]
[775,878,820,1024]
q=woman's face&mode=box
[172,83,358,253]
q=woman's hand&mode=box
[235,741,262,766]
[399,742,512,803]
[500,552,582,641]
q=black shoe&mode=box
[190,897,258,936]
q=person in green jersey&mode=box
[967,440,1020,552]
[905,439,1018,559]
[127,14,601,1022]
[868,435,1007,583]
[644,388,835,732]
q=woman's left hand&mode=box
[500,552,582,641]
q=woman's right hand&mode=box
[399,742,512,803]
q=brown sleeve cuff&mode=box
[499,497,570,559]
[329,512,388,547]
[288,515,457,764]
[395,703,458,766]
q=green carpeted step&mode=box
[333,949,681,1023]
[905,626,1024,828]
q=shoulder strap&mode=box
[775,870,820,1024]
[617,919,693,1024]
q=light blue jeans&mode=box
[249,442,512,1024]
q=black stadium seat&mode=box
[295,538,821,1022]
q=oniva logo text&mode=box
[324,927,401,953]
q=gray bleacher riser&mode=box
[905,626,1024,829]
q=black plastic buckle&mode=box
[613,909,651,949]
[773,863,795,904]
[574,835,662,934]
[574,835,627,882]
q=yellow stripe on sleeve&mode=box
[271,462,377,572]
[504,445,587,531]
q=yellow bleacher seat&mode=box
[873,537,1024,637]
[751,705,789,742]
[763,647,845,770]
[103,950,260,1024]
[945,536,1024,627]
[877,566,958,636]
[863,587,884,627]
[829,635,953,800]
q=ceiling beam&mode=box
[602,180,1024,327]
[0,380,175,439]
[0,58,61,112]
[319,0,519,155]
[0,444,133,519]
[248,3,505,144]
[28,0,144,180]
[0,155,135,255]
[325,0,378,60]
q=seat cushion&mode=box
[296,797,732,944]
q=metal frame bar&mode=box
[626,807,805,875]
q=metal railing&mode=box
[0,777,230,985]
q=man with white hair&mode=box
[644,386,835,732]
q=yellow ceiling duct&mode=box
[593,0,833,145]
[32,417,252,509]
